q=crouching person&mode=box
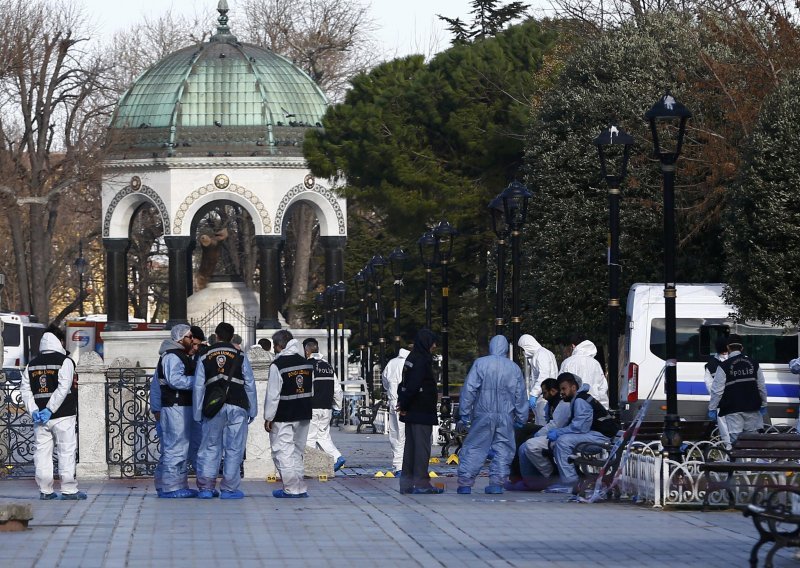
[545,372,618,492]
[193,322,257,499]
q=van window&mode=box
[733,323,797,364]
[2,323,20,347]
[650,318,704,362]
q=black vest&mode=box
[705,356,721,376]
[27,351,77,418]
[572,391,619,438]
[157,349,194,407]
[310,356,336,409]
[718,353,762,416]
[201,343,248,411]
[272,353,313,422]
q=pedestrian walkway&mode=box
[1,430,795,567]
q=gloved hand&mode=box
[332,409,342,418]
[708,410,717,421]
[513,421,525,430]
[760,407,768,416]
[456,420,470,435]
[528,395,538,412]
[31,410,42,424]
[546,429,559,442]
[39,409,52,423]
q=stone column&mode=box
[321,236,346,286]
[165,236,192,329]
[244,346,276,478]
[255,235,282,329]
[76,351,110,480]
[104,238,130,331]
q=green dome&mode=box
[107,7,327,159]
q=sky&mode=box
[80,0,492,58]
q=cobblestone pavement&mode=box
[1,430,796,567]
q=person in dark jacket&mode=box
[397,328,443,494]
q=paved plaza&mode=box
[1,431,797,567]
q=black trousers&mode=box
[400,423,433,491]
[509,422,542,480]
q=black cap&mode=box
[189,325,206,342]
[714,336,730,354]
[727,334,744,348]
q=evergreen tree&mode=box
[439,0,530,45]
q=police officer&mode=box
[152,324,197,498]
[303,337,346,472]
[193,322,257,499]
[709,334,767,445]
[263,329,313,498]
[20,326,85,500]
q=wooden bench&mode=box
[743,485,800,567]
[700,433,800,508]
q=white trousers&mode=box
[306,409,341,461]
[387,408,405,471]
[520,435,554,478]
[270,420,310,495]
[34,415,78,495]
[722,411,763,445]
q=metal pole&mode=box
[326,298,332,364]
[510,228,522,364]
[495,237,506,337]
[393,280,401,354]
[440,259,451,419]
[78,240,85,317]
[339,310,346,385]
[358,295,366,383]
[608,182,621,416]
[366,284,374,396]
[424,267,432,329]
[375,281,386,392]
[661,163,681,462]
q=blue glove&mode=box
[513,421,525,430]
[31,410,41,424]
[332,409,342,418]
[528,395,538,412]
[39,409,52,423]
[546,429,559,442]
[708,410,717,421]
[760,407,768,416]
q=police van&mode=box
[620,284,799,427]
[2,312,46,373]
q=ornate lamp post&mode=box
[489,196,508,337]
[74,240,87,317]
[418,231,436,329]
[594,124,634,418]
[336,281,347,382]
[353,269,368,383]
[369,255,388,381]
[434,220,457,420]
[388,247,408,354]
[500,181,533,363]
[363,263,375,395]
[645,92,691,463]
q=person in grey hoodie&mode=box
[518,334,558,425]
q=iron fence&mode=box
[191,301,256,348]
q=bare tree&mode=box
[0,0,113,322]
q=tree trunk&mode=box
[6,204,31,313]
[286,204,315,326]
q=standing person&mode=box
[258,338,275,364]
[559,334,609,409]
[704,336,731,447]
[397,328,443,494]
[382,345,410,475]
[188,325,208,469]
[546,373,619,492]
[193,322,257,499]
[456,335,527,495]
[303,337,346,472]
[152,324,197,498]
[20,326,85,500]
[263,329,314,498]
[709,334,768,445]
[518,334,558,425]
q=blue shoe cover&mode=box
[457,486,471,494]
[272,489,308,498]
[60,491,87,500]
[197,489,215,499]
[334,456,346,471]
[484,485,503,494]
[40,492,59,500]
[220,490,245,500]
[159,488,197,499]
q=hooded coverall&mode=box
[382,348,410,471]
[559,340,609,409]
[518,334,558,425]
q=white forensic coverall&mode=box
[306,353,344,461]
[559,340,610,409]
[382,348,410,472]
[20,333,79,496]
[518,334,558,425]
[264,339,312,495]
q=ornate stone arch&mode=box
[273,183,346,236]
[172,182,272,235]
[103,183,171,237]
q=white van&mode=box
[620,284,799,427]
[2,313,46,372]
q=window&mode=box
[650,319,705,362]
[2,323,20,347]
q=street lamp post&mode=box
[489,196,508,337]
[336,281,347,383]
[500,181,533,364]
[434,220,457,420]
[418,231,437,329]
[363,263,375,396]
[354,270,368,384]
[388,248,408,355]
[370,255,388,386]
[594,124,635,418]
[645,92,692,463]
[74,240,87,317]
